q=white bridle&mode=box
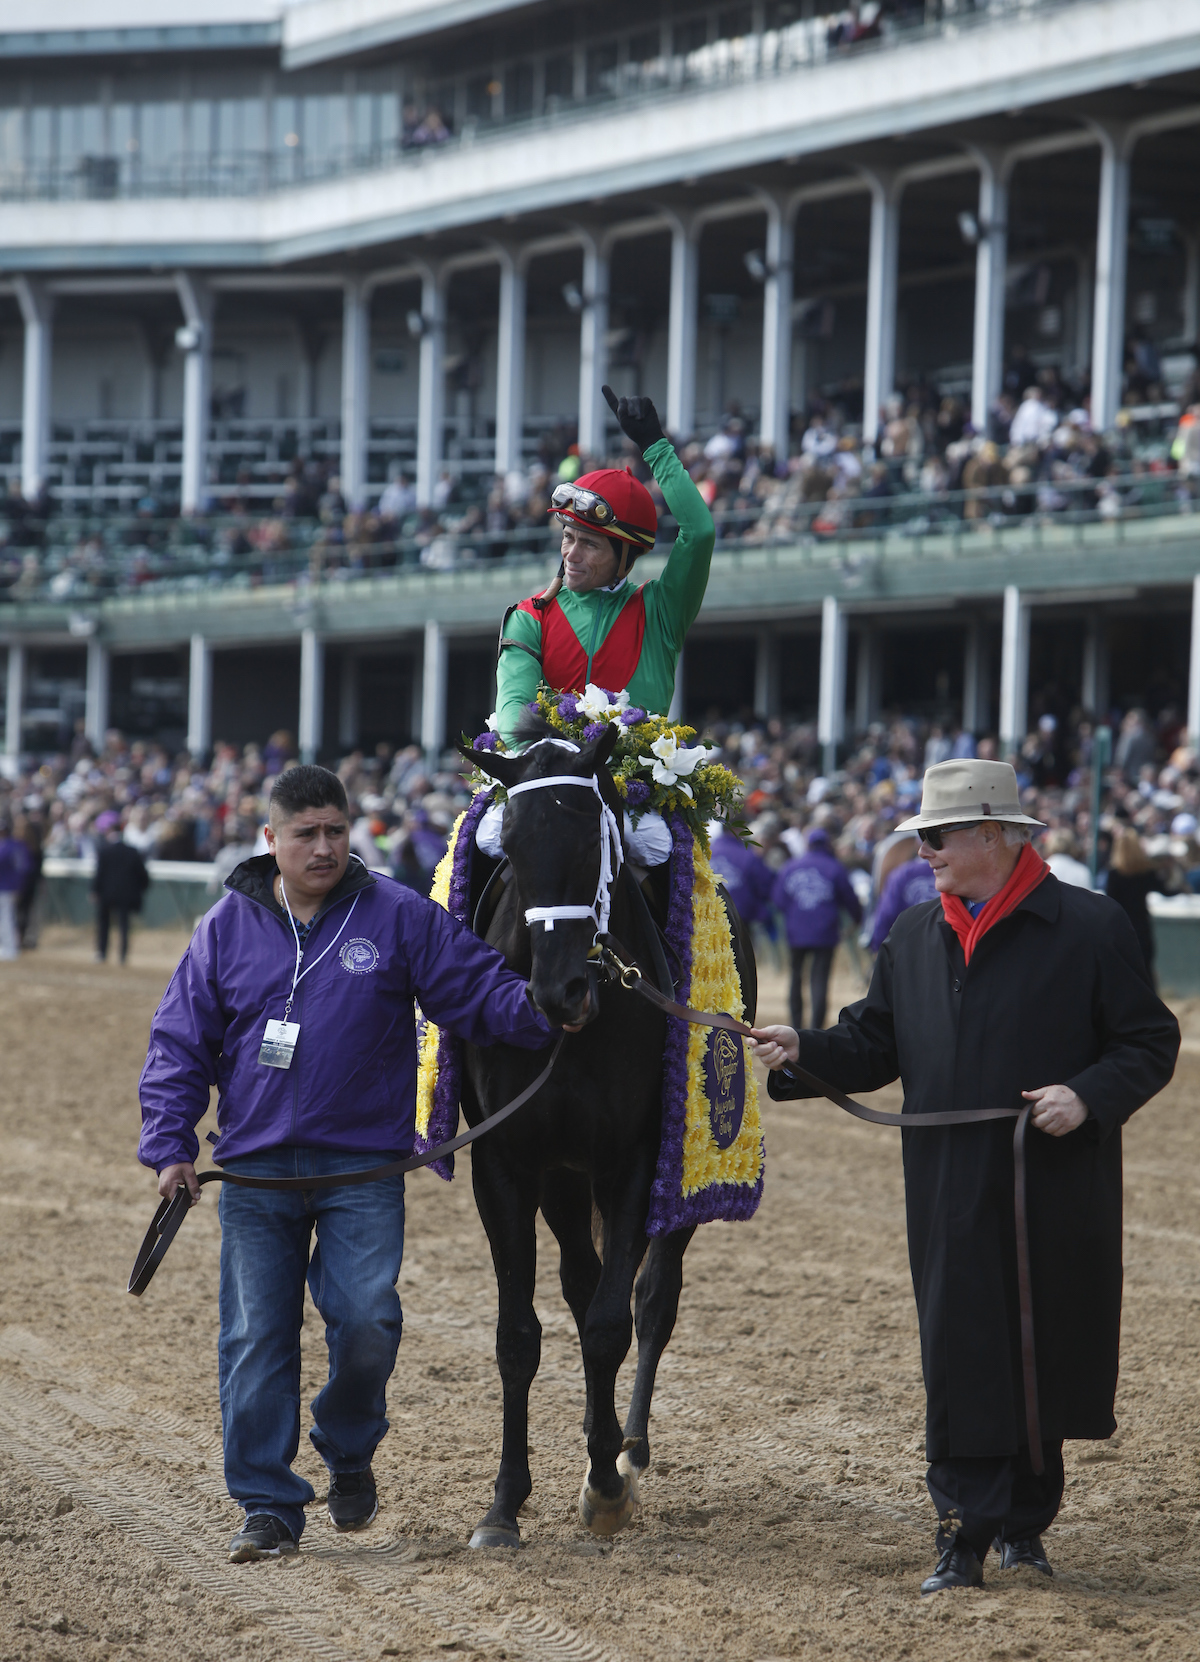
[505,774,624,939]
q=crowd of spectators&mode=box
[3,700,1197,982]
[2,348,1199,605]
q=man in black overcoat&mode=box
[91,817,150,964]
[750,759,1179,1595]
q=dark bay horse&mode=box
[457,723,754,1548]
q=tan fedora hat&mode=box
[895,759,1045,834]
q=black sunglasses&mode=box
[919,820,981,851]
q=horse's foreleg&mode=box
[577,1148,656,1536]
[539,1170,602,1437]
[469,1149,540,1549]
[622,1227,694,1475]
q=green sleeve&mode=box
[641,437,715,652]
[494,607,543,745]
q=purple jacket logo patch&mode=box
[340,938,380,975]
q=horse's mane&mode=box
[512,710,562,746]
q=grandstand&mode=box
[0,0,1199,769]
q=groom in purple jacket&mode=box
[139,765,555,1563]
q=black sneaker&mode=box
[994,1534,1053,1575]
[327,1467,378,1532]
[229,1513,298,1563]
[920,1538,984,1595]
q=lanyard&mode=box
[278,879,360,1022]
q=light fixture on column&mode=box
[406,310,429,338]
[562,281,584,312]
[957,211,1006,248]
[743,248,773,283]
[174,322,204,352]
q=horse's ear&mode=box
[586,721,620,772]
[457,743,524,788]
[580,722,623,816]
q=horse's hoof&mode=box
[469,1523,522,1550]
[578,1462,640,1538]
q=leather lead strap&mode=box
[129,1036,566,1297]
[620,969,1044,1474]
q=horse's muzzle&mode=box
[533,975,594,1030]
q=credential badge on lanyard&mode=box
[258,880,360,1069]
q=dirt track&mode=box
[1,925,1198,1662]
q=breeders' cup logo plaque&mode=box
[704,1028,746,1150]
[339,938,380,975]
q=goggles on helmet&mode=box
[550,481,656,549]
[551,482,617,527]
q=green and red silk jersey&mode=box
[495,438,714,742]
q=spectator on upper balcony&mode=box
[1008,387,1057,449]
[379,466,417,523]
[409,108,452,147]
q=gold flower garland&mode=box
[679,843,764,1197]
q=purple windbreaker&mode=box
[770,829,863,949]
[709,832,774,926]
[138,854,553,1172]
[868,856,939,952]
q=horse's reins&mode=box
[128,1036,565,1297]
[595,934,1045,1474]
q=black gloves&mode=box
[602,385,666,454]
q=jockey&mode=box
[484,386,714,867]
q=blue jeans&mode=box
[217,1146,405,1540]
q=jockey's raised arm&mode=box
[494,387,715,745]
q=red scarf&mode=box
[940,841,1049,966]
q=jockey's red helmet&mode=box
[550,468,657,553]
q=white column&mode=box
[4,644,25,758]
[1082,611,1109,719]
[577,233,610,459]
[415,266,447,509]
[854,623,882,733]
[970,156,1009,434]
[494,249,527,478]
[962,619,989,735]
[341,278,371,511]
[187,633,212,758]
[998,586,1031,759]
[1091,124,1133,432]
[85,639,110,752]
[175,273,213,515]
[817,595,848,774]
[421,618,448,763]
[338,650,359,749]
[1188,577,1200,749]
[669,649,685,723]
[754,629,780,721]
[666,214,700,442]
[299,629,325,764]
[759,196,796,459]
[862,173,902,454]
[14,277,54,502]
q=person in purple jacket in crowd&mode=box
[771,825,863,1031]
[139,765,559,1565]
[709,823,775,927]
[869,851,939,953]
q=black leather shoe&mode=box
[328,1467,378,1531]
[229,1513,298,1563]
[994,1534,1053,1575]
[920,1539,984,1595]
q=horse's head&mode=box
[461,723,623,1026]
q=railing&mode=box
[1,467,1193,607]
[0,0,1082,205]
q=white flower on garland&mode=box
[485,711,500,731]
[578,683,630,722]
[638,732,714,799]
